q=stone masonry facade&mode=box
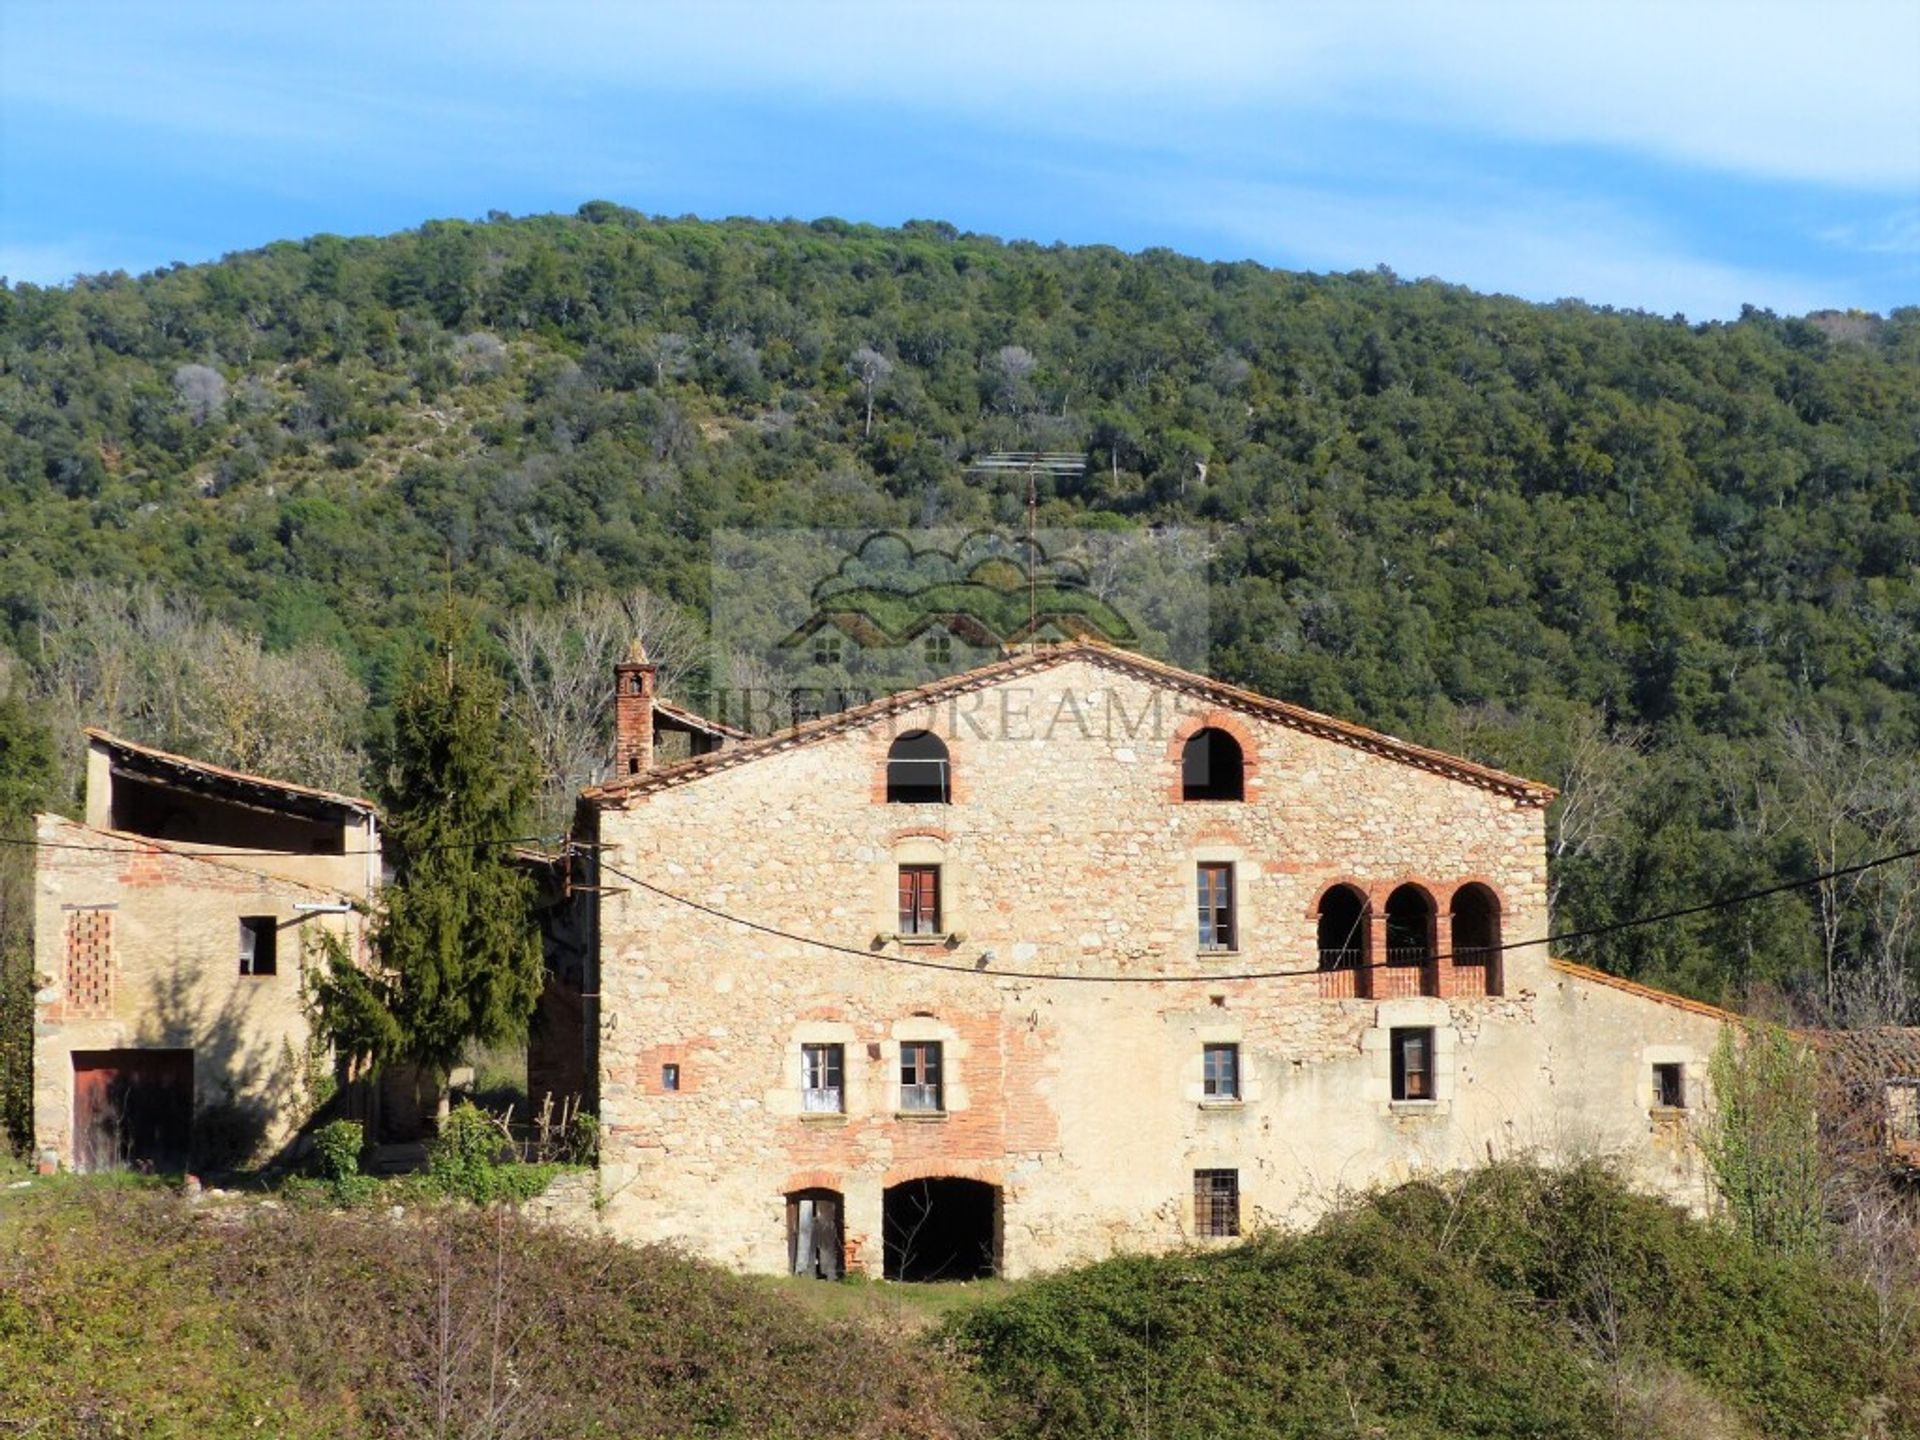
[585,645,1728,1278]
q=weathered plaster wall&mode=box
[591,658,1726,1277]
[31,813,369,1169]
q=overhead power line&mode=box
[594,845,1920,987]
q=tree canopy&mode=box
[3,205,1917,1016]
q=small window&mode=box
[1391,1027,1435,1101]
[813,633,843,666]
[899,864,942,935]
[1653,1062,1686,1110]
[886,731,950,803]
[661,1063,680,1092]
[1203,1043,1240,1101]
[1197,863,1235,952]
[924,634,952,665]
[1181,728,1245,801]
[239,916,277,976]
[900,1040,943,1112]
[1193,1168,1240,1237]
[802,1043,844,1113]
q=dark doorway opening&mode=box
[73,1049,192,1173]
[787,1189,844,1280]
[883,1177,997,1281]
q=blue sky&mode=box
[3,1,1916,320]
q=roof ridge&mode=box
[583,641,1556,806]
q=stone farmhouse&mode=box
[564,640,1734,1281]
[31,730,379,1173]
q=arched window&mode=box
[1385,885,1435,972]
[1450,884,1503,996]
[1315,885,1370,971]
[886,731,950,804]
[1181,728,1244,801]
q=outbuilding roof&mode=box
[86,728,378,823]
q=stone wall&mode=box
[590,655,1726,1277]
[32,812,369,1170]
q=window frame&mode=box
[1389,1027,1436,1102]
[898,864,943,936]
[1652,1062,1687,1110]
[1196,862,1236,953]
[885,731,951,805]
[898,1039,944,1114]
[239,915,278,977]
[802,1042,845,1114]
[1202,1042,1241,1102]
[1193,1168,1240,1238]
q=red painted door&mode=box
[72,1049,193,1173]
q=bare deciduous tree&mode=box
[499,592,703,830]
[171,363,227,424]
[848,346,894,438]
[1548,711,1648,915]
[29,582,367,797]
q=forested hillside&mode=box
[3,205,1918,1015]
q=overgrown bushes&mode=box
[944,1164,1919,1440]
[0,1183,963,1438]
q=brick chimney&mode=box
[613,639,656,779]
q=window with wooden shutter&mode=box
[1390,1027,1435,1101]
[1197,863,1235,952]
[898,865,942,935]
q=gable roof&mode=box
[1547,958,1739,1022]
[583,640,1556,807]
[87,728,378,822]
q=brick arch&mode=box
[882,1158,1004,1189]
[1165,710,1263,803]
[1444,878,1506,997]
[1305,876,1374,920]
[780,1169,845,1196]
[888,826,952,845]
[870,721,969,805]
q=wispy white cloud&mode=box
[1173,179,1837,320]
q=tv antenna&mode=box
[967,452,1087,642]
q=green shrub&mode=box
[311,1120,364,1182]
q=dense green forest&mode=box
[2,205,1918,1016]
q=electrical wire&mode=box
[0,833,552,859]
[594,845,1920,987]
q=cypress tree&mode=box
[314,620,542,1091]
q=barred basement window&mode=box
[1202,1043,1241,1100]
[239,916,278,977]
[1390,1027,1435,1101]
[1193,1168,1240,1237]
[900,1041,943,1113]
[1653,1062,1686,1110]
[1197,863,1235,952]
[802,1043,844,1113]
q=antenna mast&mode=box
[966,451,1087,648]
